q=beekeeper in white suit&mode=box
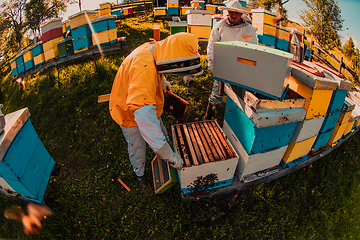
[204,0,257,120]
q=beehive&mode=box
[0,108,55,203]
[92,29,117,47]
[275,26,290,51]
[15,54,25,75]
[69,10,98,30]
[213,41,293,100]
[281,135,317,167]
[169,21,188,34]
[56,39,74,58]
[223,121,286,181]
[224,84,306,155]
[91,15,116,33]
[73,36,93,53]
[41,18,63,43]
[10,59,17,77]
[180,6,192,16]
[23,48,34,71]
[186,9,213,26]
[190,0,205,9]
[251,8,276,47]
[99,2,112,16]
[205,4,217,14]
[154,7,167,16]
[171,120,239,194]
[43,36,63,62]
[112,9,123,16]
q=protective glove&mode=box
[155,142,184,170]
[208,59,213,75]
[162,76,171,94]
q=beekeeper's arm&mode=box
[207,23,222,75]
[134,105,183,169]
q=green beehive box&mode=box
[169,21,187,35]
[56,39,74,57]
[151,156,178,194]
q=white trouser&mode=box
[208,79,223,106]
[120,118,169,177]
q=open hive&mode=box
[171,120,239,194]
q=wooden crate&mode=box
[223,121,285,181]
[171,120,238,194]
[213,41,293,100]
[0,108,55,203]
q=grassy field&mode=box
[1,14,360,239]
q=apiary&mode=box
[224,84,306,155]
[0,108,55,203]
[69,10,98,30]
[213,41,293,100]
[169,21,188,34]
[223,120,287,182]
[154,7,167,16]
[171,120,239,194]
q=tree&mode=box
[343,37,356,59]
[300,0,343,50]
[25,0,68,42]
[248,0,289,26]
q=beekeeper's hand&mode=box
[162,76,171,94]
[208,59,213,75]
[155,142,184,170]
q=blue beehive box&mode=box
[73,35,93,51]
[24,59,34,71]
[112,9,123,16]
[17,64,25,74]
[91,15,116,33]
[32,42,44,56]
[224,84,306,155]
[0,108,55,203]
[167,7,179,15]
[72,25,92,40]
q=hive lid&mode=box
[216,41,294,59]
[91,15,117,23]
[186,9,214,14]
[41,17,63,28]
[69,10,99,19]
[0,108,30,162]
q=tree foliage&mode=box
[343,37,356,59]
[300,0,343,50]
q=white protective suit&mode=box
[207,17,257,106]
[109,32,201,177]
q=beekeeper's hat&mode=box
[218,0,250,14]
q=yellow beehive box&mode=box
[23,49,33,62]
[43,36,63,52]
[69,10,98,29]
[191,0,204,9]
[205,4,217,14]
[282,135,317,164]
[276,26,291,41]
[187,25,211,40]
[168,3,179,7]
[180,6,192,15]
[252,22,276,36]
[100,8,111,16]
[251,8,276,26]
[44,49,57,62]
[92,29,116,45]
[154,7,167,16]
[328,105,354,146]
[288,75,337,120]
[33,54,45,66]
[10,59,17,70]
[100,2,111,10]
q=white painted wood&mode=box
[292,116,325,143]
[214,41,293,99]
[186,10,213,26]
[223,121,286,181]
[0,177,15,192]
[41,18,63,34]
[225,84,306,128]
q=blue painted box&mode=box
[257,33,276,47]
[275,38,289,51]
[32,43,44,57]
[12,68,18,77]
[167,7,179,15]
[0,108,55,203]
[73,35,93,51]
[16,56,24,66]
[91,15,116,33]
[72,25,92,40]
[17,64,25,74]
[24,60,34,71]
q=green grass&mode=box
[1,14,360,239]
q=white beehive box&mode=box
[291,116,325,143]
[41,18,63,34]
[171,120,239,194]
[223,121,286,181]
[213,41,293,100]
[186,9,213,26]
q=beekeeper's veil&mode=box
[151,32,203,76]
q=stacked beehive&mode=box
[171,120,239,194]
[281,61,339,167]
[186,9,213,42]
[275,26,291,51]
[9,58,17,77]
[41,18,64,62]
[167,0,179,15]
[15,53,25,76]
[23,48,34,71]
[205,4,217,14]
[91,15,117,48]
[32,42,45,67]
[190,0,205,9]
[180,6,192,16]
[112,8,123,16]
[99,2,112,16]
[57,19,73,58]
[347,91,360,131]
[224,85,306,181]
[309,62,353,152]
[0,108,55,203]
[122,6,133,16]
[69,10,98,53]
[169,20,188,34]
[251,9,277,48]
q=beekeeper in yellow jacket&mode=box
[109,32,203,186]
